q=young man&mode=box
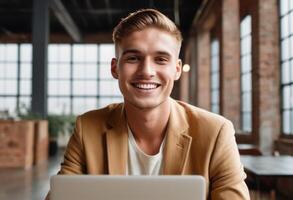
[47,9,250,200]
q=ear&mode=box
[174,59,182,80]
[111,58,119,79]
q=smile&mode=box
[131,83,161,90]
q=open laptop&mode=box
[50,175,205,200]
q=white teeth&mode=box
[134,83,158,90]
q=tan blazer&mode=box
[57,98,250,200]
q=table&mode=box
[240,156,293,200]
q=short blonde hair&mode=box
[112,9,182,45]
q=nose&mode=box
[138,57,155,78]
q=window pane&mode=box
[99,80,120,96]
[289,12,293,35]
[241,73,252,92]
[281,15,289,38]
[19,97,31,113]
[242,112,252,132]
[73,80,84,95]
[73,64,85,79]
[282,86,290,109]
[5,63,18,79]
[85,80,97,96]
[85,45,98,62]
[19,80,31,95]
[280,0,289,16]
[0,63,4,78]
[72,97,97,115]
[281,39,289,61]
[0,97,17,115]
[290,36,293,58]
[242,92,251,112]
[59,45,71,62]
[48,80,70,96]
[20,44,32,62]
[100,44,115,62]
[59,64,71,79]
[281,61,290,84]
[99,63,112,79]
[74,45,85,62]
[20,63,32,79]
[48,97,71,115]
[0,44,5,61]
[48,45,58,62]
[291,110,293,133]
[6,44,18,61]
[291,85,293,108]
[99,97,123,108]
[283,110,290,133]
[6,80,17,95]
[211,90,219,104]
[211,73,219,89]
[290,59,293,82]
[85,64,97,79]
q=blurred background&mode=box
[0,0,292,199]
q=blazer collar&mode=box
[106,104,128,175]
[162,98,192,174]
[105,98,192,175]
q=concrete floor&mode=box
[0,150,63,200]
[0,149,289,200]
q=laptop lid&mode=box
[50,175,205,200]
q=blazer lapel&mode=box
[163,99,192,174]
[106,104,128,175]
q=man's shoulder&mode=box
[174,100,228,124]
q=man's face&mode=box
[111,27,182,110]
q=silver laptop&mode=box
[50,175,205,200]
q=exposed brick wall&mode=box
[185,0,283,154]
[254,0,280,154]
[196,31,211,110]
[221,0,241,130]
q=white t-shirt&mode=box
[127,127,165,175]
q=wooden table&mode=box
[240,156,293,200]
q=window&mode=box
[240,15,252,132]
[210,39,220,114]
[0,44,32,115]
[48,44,122,115]
[280,0,293,135]
[0,43,122,116]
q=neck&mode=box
[124,99,171,142]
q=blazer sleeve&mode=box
[58,115,87,174]
[209,120,250,200]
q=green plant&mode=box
[47,115,76,139]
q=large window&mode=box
[0,43,122,116]
[280,0,293,135]
[0,44,32,115]
[48,44,122,115]
[240,15,252,132]
[210,39,220,114]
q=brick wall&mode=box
[185,0,282,154]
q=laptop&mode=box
[50,175,205,200]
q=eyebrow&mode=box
[122,49,172,57]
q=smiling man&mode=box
[47,9,250,200]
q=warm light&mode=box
[182,64,190,72]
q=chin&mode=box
[125,97,168,110]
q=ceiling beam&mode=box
[50,0,82,42]
[104,0,113,25]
